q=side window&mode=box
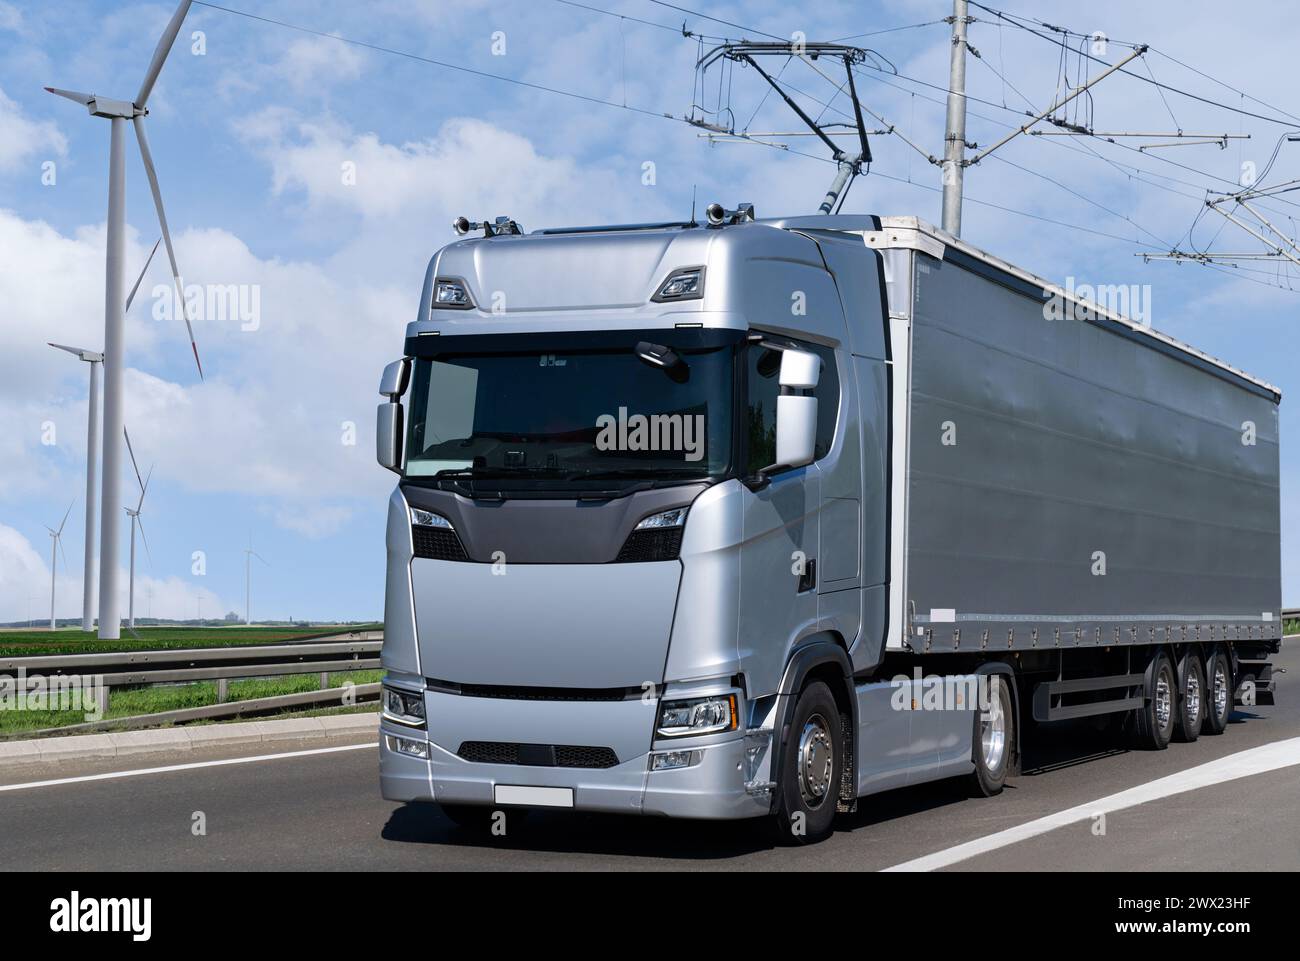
[744,339,840,473]
[808,343,839,460]
[745,345,781,474]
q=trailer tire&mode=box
[968,673,1014,797]
[1202,647,1233,736]
[1132,650,1176,750]
[771,681,841,845]
[1173,649,1205,743]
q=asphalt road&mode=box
[1,642,1295,871]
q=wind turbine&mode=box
[123,428,154,631]
[48,240,161,633]
[45,501,74,630]
[46,0,202,640]
[244,535,269,626]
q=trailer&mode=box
[374,210,1282,842]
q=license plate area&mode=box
[493,785,575,808]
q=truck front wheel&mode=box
[772,681,842,845]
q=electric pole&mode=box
[942,0,970,236]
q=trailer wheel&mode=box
[1133,650,1176,750]
[772,680,841,845]
[968,673,1013,797]
[1202,648,1233,736]
[1173,649,1205,743]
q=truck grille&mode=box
[457,741,619,769]
[614,527,684,562]
[412,526,469,561]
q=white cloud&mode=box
[0,86,65,173]
[0,523,230,624]
[276,35,366,92]
[0,2,21,33]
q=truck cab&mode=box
[376,211,898,837]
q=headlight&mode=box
[382,686,426,727]
[410,507,454,529]
[635,507,687,530]
[433,278,474,310]
[652,266,704,302]
[657,693,738,737]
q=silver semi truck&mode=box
[375,211,1282,843]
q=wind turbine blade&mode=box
[57,536,68,572]
[124,238,162,313]
[136,516,154,568]
[44,87,94,106]
[57,499,75,535]
[134,116,203,380]
[138,466,153,511]
[135,0,193,109]
[252,552,269,566]
[124,426,147,495]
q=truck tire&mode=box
[1202,647,1233,736]
[1132,650,1176,750]
[968,673,1014,797]
[1173,649,1205,743]
[772,681,842,845]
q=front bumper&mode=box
[379,690,771,821]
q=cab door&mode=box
[737,339,821,692]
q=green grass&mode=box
[0,669,383,734]
[0,624,380,659]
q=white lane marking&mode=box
[0,742,375,793]
[883,736,1300,872]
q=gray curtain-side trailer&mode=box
[859,216,1282,716]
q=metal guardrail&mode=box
[0,638,383,737]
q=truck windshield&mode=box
[404,333,736,488]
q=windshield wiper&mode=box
[569,467,708,480]
[433,466,568,479]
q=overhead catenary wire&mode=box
[191,0,1300,293]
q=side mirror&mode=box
[377,359,411,474]
[377,402,404,473]
[773,348,819,470]
[379,358,411,399]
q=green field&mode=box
[0,624,379,659]
[0,669,384,734]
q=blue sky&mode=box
[0,0,1297,623]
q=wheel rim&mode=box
[797,713,834,807]
[1155,671,1172,729]
[980,687,1007,772]
[1185,669,1201,723]
[1213,662,1229,719]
